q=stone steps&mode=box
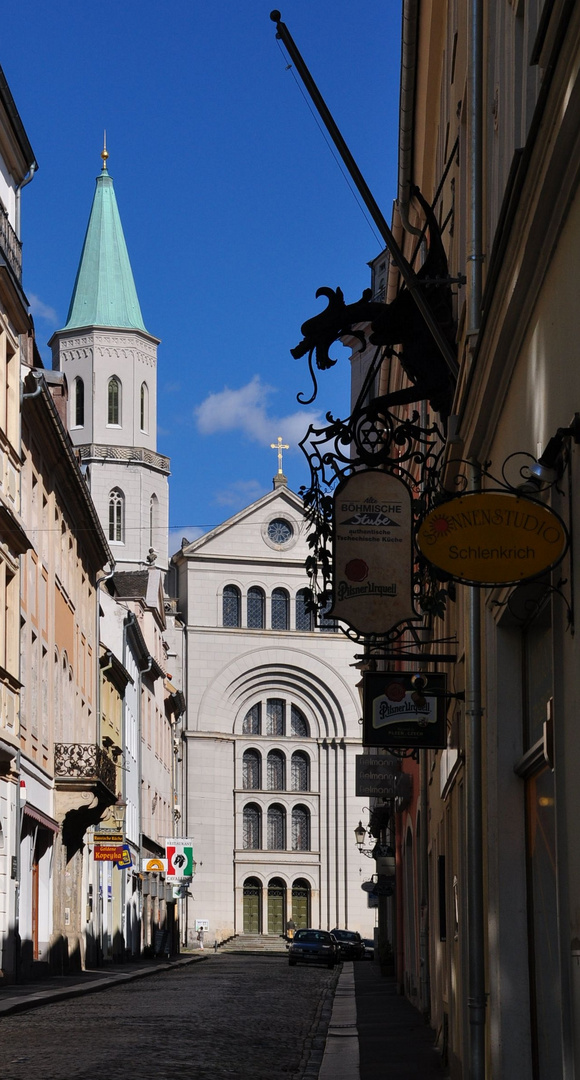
[218,934,289,954]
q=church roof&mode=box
[62,158,147,333]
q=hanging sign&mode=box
[363,672,447,749]
[166,838,194,879]
[417,491,567,585]
[329,470,417,634]
[141,857,168,873]
[94,844,125,862]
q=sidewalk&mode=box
[0,952,206,1017]
[319,961,448,1079]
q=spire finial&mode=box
[101,130,109,171]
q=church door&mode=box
[292,880,310,928]
[243,878,262,934]
[267,879,285,934]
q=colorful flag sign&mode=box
[166,838,194,878]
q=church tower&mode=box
[50,146,170,570]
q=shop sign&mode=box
[363,672,447,749]
[141,857,168,873]
[114,845,132,869]
[329,470,417,634]
[355,755,404,797]
[94,831,123,844]
[417,491,567,585]
[166,838,194,878]
[94,844,125,862]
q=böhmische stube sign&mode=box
[417,491,567,586]
[329,471,417,634]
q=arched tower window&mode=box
[140,382,149,433]
[291,751,310,791]
[290,706,309,738]
[296,589,313,631]
[242,703,261,735]
[149,494,158,550]
[243,804,261,849]
[271,588,289,630]
[107,376,121,425]
[267,750,286,791]
[73,377,84,427]
[267,804,286,850]
[247,586,265,629]
[292,806,310,851]
[108,488,125,543]
[223,585,241,628]
[243,749,261,790]
[266,698,284,737]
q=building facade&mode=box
[171,478,375,947]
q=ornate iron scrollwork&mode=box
[55,743,117,795]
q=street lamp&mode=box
[354,820,375,858]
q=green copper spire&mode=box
[63,147,147,333]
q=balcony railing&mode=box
[0,207,22,283]
[54,743,116,795]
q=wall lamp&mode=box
[354,820,376,858]
[526,414,580,488]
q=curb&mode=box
[0,954,207,1018]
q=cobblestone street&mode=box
[0,955,338,1080]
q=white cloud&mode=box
[214,478,267,508]
[194,375,320,450]
[28,293,59,326]
[168,525,207,555]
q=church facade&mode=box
[171,477,375,946]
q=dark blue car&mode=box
[288,929,339,968]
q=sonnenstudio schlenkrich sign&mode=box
[417,491,568,585]
[329,471,417,634]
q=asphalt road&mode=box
[0,955,339,1080]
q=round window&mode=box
[267,518,294,545]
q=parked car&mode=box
[361,937,375,960]
[330,929,365,960]
[288,929,340,968]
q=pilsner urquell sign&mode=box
[417,491,567,586]
[329,471,417,634]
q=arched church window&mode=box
[73,376,84,427]
[271,588,289,630]
[267,750,285,791]
[296,589,314,631]
[140,382,149,433]
[243,749,261,790]
[290,706,309,738]
[247,586,265,629]
[243,804,261,849]
[108,376,121,426]
[292,806,310,851]
[266,698,284,737]
[242,703,261,735]
[108,488,124,543]
[267,804,286,850]
[291,751,310,791]
[223,585,241,628]
[149,494,158,550]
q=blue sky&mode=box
[4,1,402,547]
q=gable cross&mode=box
[271,436,290,475]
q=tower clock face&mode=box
[267,518,294,545]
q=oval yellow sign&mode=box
[417,491,568,584]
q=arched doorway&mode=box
[267,878,286,934]
[243,877,262,934]
[292,879,310,928]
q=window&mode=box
[267,804,286,850]
[243,804,261,849]
[318,597,338,632]
[291,751,310,791]
[296,589,313,631]
[149,495,158,550]
[266,698,284,737]
[290,706,309,738]
[140,382,149,432]
[292,806,310,851]
[223,585,241,628]
[271,588,289,630]
[73,377,84,427]
[267,518,294,544]
[107,376,121,425]
[243,749,261,790]
[242,703,261,736]
[108,488,124,543]
[267,750,285,791]
[247,586,265,629]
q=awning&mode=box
[23,803,60,833]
